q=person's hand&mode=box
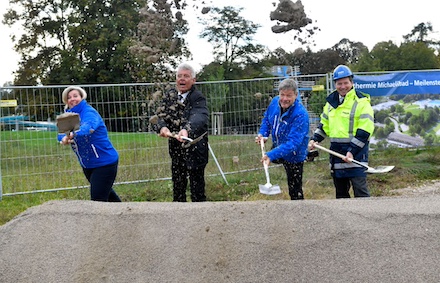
[177,129,188,142]
[255,134,267,145]
[159,127,171,138]
[261,154,271,166]
[308,140,316,150]
[343,151,354,163]
[60,132,74,145]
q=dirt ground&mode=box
[1,181,439,283]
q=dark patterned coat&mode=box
[156,85,209,169]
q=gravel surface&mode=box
[1,182,440,283]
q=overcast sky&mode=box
[1,0,440,83]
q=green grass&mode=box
[1,133,440,226]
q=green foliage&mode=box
[128,0,190,82]
[3,0,147,85]
[374,110,390,123]
[308,91,327,115]
[331,38,369,65]
[199,6,264,79]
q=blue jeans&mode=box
[82,161,121,202]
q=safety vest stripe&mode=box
[349,101,358,137]
[314,128,327,138]
[351,137,365,148]
[330,137,351,143]
[360,113,374,121]
[334,162,366,169]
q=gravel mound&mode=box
[1,196,440,283]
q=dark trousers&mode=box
[171,161,206,202]
[332,176,370,198]
[83,161,121,202]
[282,161,304,200]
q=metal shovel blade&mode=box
[258,139,282,195]
[259,183,282,195]
[56,113,80,134]
[313,144,395,174]
[366,165,395,174]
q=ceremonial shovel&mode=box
[313,143,395,174]
[56,112,80,136]
[258,140,281,195]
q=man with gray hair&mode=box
[157,63,209,202]
[256,78,310,200]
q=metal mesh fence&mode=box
[0,75,326,197]
[2,71,439,198]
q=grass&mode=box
[1,133,440,226]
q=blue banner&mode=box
[353,71,440,96]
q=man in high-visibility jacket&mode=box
[309,65,374,198]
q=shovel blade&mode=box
[56,113,80,133]
[366,165,395,174]
[259,184,282,195]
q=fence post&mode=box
[211,112,223,135]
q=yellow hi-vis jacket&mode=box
[313,88,374,178]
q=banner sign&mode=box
[353,71,440,96]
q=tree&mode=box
[199,6,264,79]
[301,48,344,74]
[3,0,145,85]
[398,42,439,70]
[365,41,401,71]
[332,38,369,65]
[403,22,434,43]
[129,0,191,83]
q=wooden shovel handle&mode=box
[313,143,367,169]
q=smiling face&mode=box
[67,89,83,109]
[279,88,297,110]
[335,77,353,97]
[176,69,196,93]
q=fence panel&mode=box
[8,71,440,197]
[0,75,327,197]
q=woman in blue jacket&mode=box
[58,86,121,202]
[256,79,310,200]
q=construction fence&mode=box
[1,70,439,199]
[0,74,326,198]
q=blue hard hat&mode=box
[333,65,353,81]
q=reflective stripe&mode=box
[348,101,358,137]
[330,138,351,143]
[272,114,278,145]
[334,162,365,169]
[351,137,365,148]
[314,128,327,138]
[360,113,374,122]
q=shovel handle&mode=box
[166,132,179,139]
[313,143,369,170]
[260,139,271,184]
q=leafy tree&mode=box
[129,0,190,83]
[403,22,436,45]
[375,110,390,123]
[3,0,145,85]
[332,38,368,65]
[398,42,439,70]
[374,127,387,139]
[367,41,400,71]
[199,6,264,79]
[272,47,344,75]
[307,91,327,115]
